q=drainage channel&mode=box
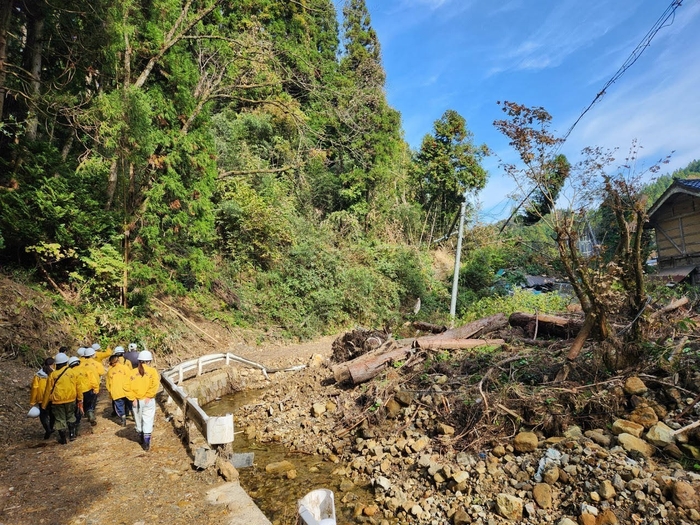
[205,390,384,525]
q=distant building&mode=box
[646,178,700,284]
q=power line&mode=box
[557,0,684,149]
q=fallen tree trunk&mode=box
[411,321,447,334]
[332,340,408,385]
[413,338,505,351]
[509,312,583,339]
[400,313,508,347]
[651,297,689,318]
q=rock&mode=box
[453,508,469,525]
[363,504,379,516]
[452,471,469,484]
[558,519,577,525]
[672,480,698,509]
[617,433,655,458]
[216,458,239,482]
[599,479,616,500]
[339,478,355,492]
[412,436,430,452]
[563,425,584,440]
[543,467,560,485]
[595,509,619,524]
[646,422,675,447]
[533,483,553,508]
[395,390,413,406]
[265,460,295,475]
[579,514,596,525]
[611,419,644,437]
[286,469,297,479]
[623,376,647,395]
[325,400,336,413]
[495,493,523,520]
[492,444,506,457]
[664,443,684,459]
[311,403,326,417]
[513,432,538,453]
[194,447,217,469]
[308,353,325,368]
[629,406,658,429]
[584,430,611,448]
[374,476,391,491]
[437,423,455,436]
[385,397,402,418]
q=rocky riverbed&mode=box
[233,349,700,525]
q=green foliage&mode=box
[459,288,570,323]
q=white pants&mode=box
[133,398,156,434]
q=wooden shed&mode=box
[646,178,700,284]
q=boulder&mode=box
[672,480,698,509]
[265,460,295,475]
[623,376,647,395]
[628,406,658,429]
[216,458,239,482]
[495,493,523,520]
[645,422,675,447]
[611,419,644,437]
[617,433,655,458]
[533,483,553,508]
[513,431,538,453]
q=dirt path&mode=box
[0,337,335,525]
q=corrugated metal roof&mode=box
[648,265,697,283]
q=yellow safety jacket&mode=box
[125,364,159,401]
[74,362,99,394]
[42,366,82,408]
[106,363,130,399]
[83,357,106,377]
[30,370,49,406]
[95,349,112,363]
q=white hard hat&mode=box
[68,356,80,367]
[28,406,41,418]
[84,347,96,357]
[128,343,137,351]
[113,346,125,355]
[55,352,69,365]
[77,348,86,357]
[91,343,101,350]
[137,350,153,362]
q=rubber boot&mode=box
[88,410,97,426]
[58,430,67,445]
[143,434,151,451]
[43,429,54,440]
[138,431,144,444]
[120,416,127,427]
[68,423,77,441]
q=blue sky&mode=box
[353,0,700,222]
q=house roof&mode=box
[647,178,700,225]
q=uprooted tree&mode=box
[494,101,669,370]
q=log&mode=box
[565,312,596,361]
[508,312,583,339]
[411,321,448,334]
[414,338,505,351]
[400,314,508,346]
[651,297,689,318]
[332,340,415,385]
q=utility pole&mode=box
[449,196,468,325]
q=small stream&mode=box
[205,390,382,525]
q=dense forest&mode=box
[0,0,696,347]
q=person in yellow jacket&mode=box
[41,352,83,444]
[106,353,131,427]
[91,342,112,363]
[30,357,55,439]
[125,350,159,451]
[81,347,105,426]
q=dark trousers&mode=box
[39,405,54,434]
[84,390,98,413]
[113,397,129,418]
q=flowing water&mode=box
[206,390,382,525]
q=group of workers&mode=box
[29,342,160,450]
